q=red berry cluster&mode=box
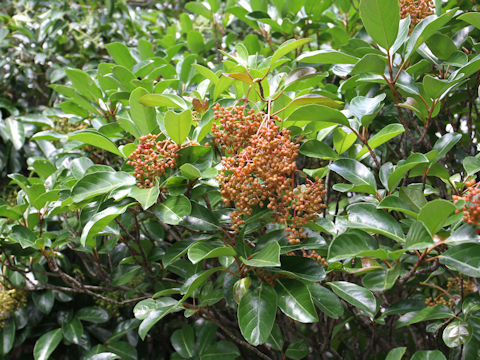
[127,134,181,188]
[399,0,434,30]
[212,104,326,245]
[453,179,480,226]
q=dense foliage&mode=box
[1,0,480,359]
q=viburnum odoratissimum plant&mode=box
[212,104,326,244]
[1,0,480,359]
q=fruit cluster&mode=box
[212,104,326,245]
[453,179,480,226]
[127,134,182,188]
[0,284,26,328]
[447,277,475,296]
[399,0,434,30]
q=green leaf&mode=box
[285,339,309,360]
[138,94,187,109]
[154,195,191,225]
[333,128,356,154]
[423,75,454,100]
[180,267,222,300]
[349,94,385,127]
[285,94,343,111]
[351,54,387,75]
[443,321,472,348]
[185,1,212,19]
[8,225,36,248]
[378,195,418,219]
[396,305,453,328]
[180,202,221,231]
[105,42,136,69]
[308,284,344,319]
[193,64,219,84]
[418,199,455,235]
[458,12,480,29]
[129,87,157,135]
[276,279,318,323]
[327,281,377,318]
[328,230,385,262]
[463,156,480,176]
[81,203,134,246]
[385,347,406,360]
[274,256,326,282]
[241,241,281,267]
[271,38,311,65]
[296,50,358,64]
[72,171,136,203]
[410,350,446,360]
[347,203,404,242]
[329,159,377,194]
[137,299,182,340]
[0,319,15,355]
[164,110,193,145]
[440,244,480,278]
[200,341,240,360]
[359,0,400,49]
[69,129,125,158]
[357,124,404,159]
[187,241,236,264]
[32,291,55,314]
[432,133,461,164]
[187,31,205,53]
[238,284,277,346]
[33,329,63,360]
[128,181,160,210]
[76,307,109,323]
[285,105,349,127]
[405,10,457,59]
[171,325,195,358]
[265,324,283,351]
[180,163,202,179]
[65,68,102,102]
[62,317,83,344]
[406,221,434,250]
[300,139,338,160]
[388,153,429,191]
[5,118,25,150]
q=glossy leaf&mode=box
[300,139,338,160]
[347,203,404,242]
[164,110,192,145]
[171,325,195,358]
[308,284,344,319]
[237,284,277,346]
[105,42,136,69]
[154,195,191,225]
[129,87,157,135]
[76,307,109,323]
[359,0,400,49]
[72,171,136,203]
[276,279,318,323]
[440,244,480,278]
[187,241,236,264]
[69,129,125,158]
[33,329,63,360]
[417,199,455,235]
[80,202,134,246]
[442,321,472,348]
[328,230,385,261]
[328,281,377,318]
[329,159,377,194]
[241,241,281,267]
[357,124,404,159]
